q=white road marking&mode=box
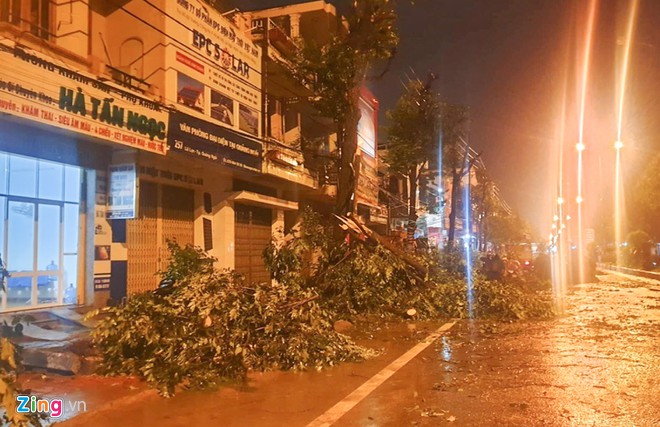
[306,321,457,427]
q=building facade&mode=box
[0,0,381,312]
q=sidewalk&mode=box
[3,306,103,371]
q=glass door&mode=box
[5,199,35,309]
[0,152,81,312]
[36,203,62,305]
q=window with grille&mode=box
[0,0,51,40]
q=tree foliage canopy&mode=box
[384,79,442,175]
[485,210,532,245]
[440,104,470,175]
[290,0,399,214]
[292,0,398,125]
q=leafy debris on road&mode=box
[88,242,374,396]
[88,208,555,396]
[421,408,445,417]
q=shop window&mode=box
[64,165,81,202]
[62,254,78,303]
[37,204,60,270]
[7,200,35,272]
[0,196,5,263]
[63,204,79,253]
[9,156,37,198]
[0,0,51,40]
[0,154,8,194]
[38,160,63,200]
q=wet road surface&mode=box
[56,273,660,426]
[336,273,660,426]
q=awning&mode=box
[224,191,298,211]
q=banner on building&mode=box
[168,112,262,172]
[107,164,137,219]
[166,1,262,137]
[355,155,380,207]
[355,88,380,207]
[358,98,376,158]
[0,42,168,155]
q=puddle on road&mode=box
[440,336,452,363]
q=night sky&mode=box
[240,0,660,236]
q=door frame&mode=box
[2,197,67,311]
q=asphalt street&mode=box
[56,272,660,427]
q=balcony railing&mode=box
[262,139,317,188]
[251,18,298,57]
[105,64,151,94]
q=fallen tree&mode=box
[265,208,554,320]
[88,243,373,396]
[89,209,553,396]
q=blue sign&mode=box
[168,112,262,172]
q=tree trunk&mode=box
[406,168,418,247]
[335,89,362,216]
[447,171,462,248]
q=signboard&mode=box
[355,156,380,207]
[107,164,137,219]
[168,112,262,172]
[358,98,376,158]
[94,275,111,291]
[0,42,168,154]
[166,1,261,136]
[355,89,379,207]
[139,165,204,186]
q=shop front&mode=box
[0,39,169,311]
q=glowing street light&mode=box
[576,196,583,204]
[557,197,565,205]
[576,142,586,152]
[553,214,559,221]
[566,215,571,221]
[615,140,624,149]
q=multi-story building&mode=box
[244,2,384,223]
[0,0,382,313]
